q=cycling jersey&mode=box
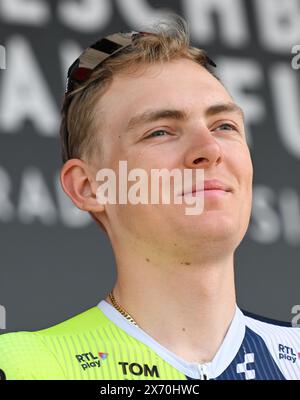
[0,300,299,380]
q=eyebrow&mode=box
[206,102,245,121]
[125,102,245,132]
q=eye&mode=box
[144,129,171,139]
[214,122,237,132]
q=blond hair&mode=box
[60,16,217,164]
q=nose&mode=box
[184,125,222,169]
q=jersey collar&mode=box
[97,300,246,379]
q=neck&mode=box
[106,247,236,364]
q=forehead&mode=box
[97,58,233,131]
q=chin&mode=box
[183,212,239,240]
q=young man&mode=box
[0,18,299,381]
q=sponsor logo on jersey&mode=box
[0,368,6,380]
[118,361,160,378]
[75,351,108,371]
[236,353,256,380]
[278,344,297,363]
[99,352,108,360]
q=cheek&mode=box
[227,143,253,185]
[242,149,253,187]
[225,144,253,214]
[128,139,182,168]
[234,147,253,215]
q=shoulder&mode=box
[242,309,300,338]
[242,309,300,343]
[0,306,105,380]
[241,309,300,378]
[242,309,294,328]
[0,330,65,380]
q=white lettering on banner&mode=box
[0,167,14,222]
[115,0,171,30]
[0,36,59,136]
[183,0,249,47]
[254,0,300,53]
[0,0,298,55]
[0,0,49,25]
[249,186,281,244]
[58,0,112,33]
[217,57,266,148]
[270,64,300,159]
[0,166,91,227]
[18,167,57,225]
[279,189,300,246]
[249,186,300,245]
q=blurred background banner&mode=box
[0,0,299,332]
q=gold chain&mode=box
[108,291,138,326]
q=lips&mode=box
[182,179,233,196]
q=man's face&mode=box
[92,58,253,257]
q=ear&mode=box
[60,159,105,213]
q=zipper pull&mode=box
[198,364,208,380]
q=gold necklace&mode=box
[108,291,138,326]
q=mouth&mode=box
[181,179,233,197]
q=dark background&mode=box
[0,0,299,333]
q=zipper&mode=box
[197,364,209,380]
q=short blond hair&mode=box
[60,16,217,164]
